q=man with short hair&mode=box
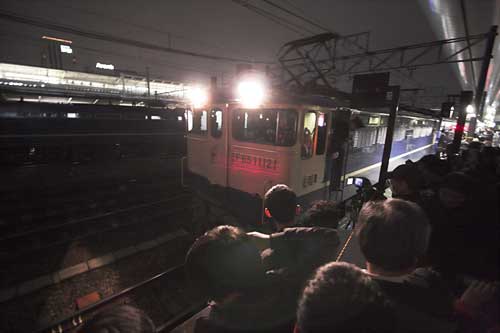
[249,184,340,281]
[357,199,431,276]
[296,262,395,333]
[262,184,298,230]
[356,198,495,332]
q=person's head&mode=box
[387,164,423,196]
[417,154,449,185]
[438,172,474,209]
[302,200,344,228]
[356,199,430,274]
[296,262,394,333]
[78,305,155,333]
[264,184,298,227]
[185,225,264,302]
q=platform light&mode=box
[485,106,496,121]
[187,86,208,108]
[237,79,266,108]
[466,104,474,114]
[42,36,73,44]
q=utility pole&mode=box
[378,85,400,191]
[450,90,473,155]
[146,66,151,97]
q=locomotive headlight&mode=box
[237,79,266,108]
[188,86,208,108]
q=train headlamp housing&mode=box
[236,78,266,108]
[187,86,209,109]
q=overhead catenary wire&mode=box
[262,0,331,33]
[230,0,315,36]
[264,0,423,86]
[0,31,229,77]
[0,10,273,64]
[13,0,244,57]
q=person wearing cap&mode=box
[387,163,424,204]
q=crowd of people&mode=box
[79,144,499,332]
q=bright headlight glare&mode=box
[237,79,266,108]
[188,87,208,108]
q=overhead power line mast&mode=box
[276,27,497,93]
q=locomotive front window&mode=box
[302,111,317,159]
[188,109,208,135]
[232,109,297,146]
[210,109,223,138]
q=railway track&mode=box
[36,264,205,333]
[0,178,180,234]
[0,189,190,258]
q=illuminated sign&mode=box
[96,62,114,70]
[368,116,380,125]
[60,45,73,54]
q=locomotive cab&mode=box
[185,78,440,227]
[186,88,346,225]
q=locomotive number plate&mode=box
[231,152,277,170]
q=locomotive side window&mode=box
[302,111,317,159]
[210,109,223,138]
[186,110,193,131]
[232,109,297,146]
[316,112,328,155]
[276,110,297,146]
[188,109,207,135]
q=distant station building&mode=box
[0,62,190,106]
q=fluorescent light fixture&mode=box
[60,45,73,54]
[96,62,115,70]
[42,36,73,44]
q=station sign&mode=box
[96,62,114,70]
[60,45,73,54]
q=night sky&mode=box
[0,0,498,108]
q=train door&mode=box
[186,108,210,179]
[206,105,228,186]
[327,109,352,191]
[296,109,330,197]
